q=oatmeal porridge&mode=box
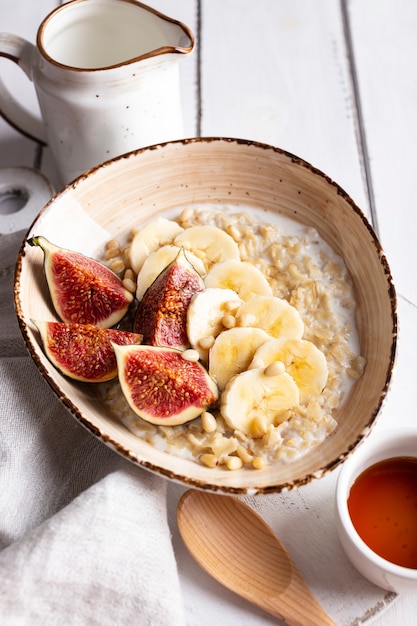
[100,206,365,470]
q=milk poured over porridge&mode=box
[101,206,365,469]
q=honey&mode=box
[348,457,417,569]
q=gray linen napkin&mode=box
[0,231,186,625]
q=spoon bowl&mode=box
[177,489,336,626]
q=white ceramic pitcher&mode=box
[0,0,194,184]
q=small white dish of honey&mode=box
[336,428,417,593]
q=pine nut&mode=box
[122,277,137,293]
[105,246,121,260]
[181,349,200,362]
[226,224,242,241]
[104,248,120,261]
[124,268,135,281]
[110,258,125,273]
[222,313,236,329]
[200,453,218,468]
[106,238,120,251]
[201,411,217,433]
[253,456,266,470]
[179,207,194,223]
[226,456,243,471]
[123,246,133,268]
[238,242,248,259]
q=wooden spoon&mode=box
[177,489,337,626]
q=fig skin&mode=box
[113,344,219,426]
[28,236,133,329]
[34,320,142,383]
[134,248,204,350]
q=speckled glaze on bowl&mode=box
[14,138,397,494]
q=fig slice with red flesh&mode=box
[113,344,219,426]
[134,247,205,350]
[34,320,142,383]
[28,236,133,328]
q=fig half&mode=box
[28,236,133,328]
[134,248,204,350]
[34,321,142,383]
[113,344,219,426]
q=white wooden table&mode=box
[1,1,417,624]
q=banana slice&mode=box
[220,367,300,435]
[209,327,270,390]
[129,218,184,274]
[250,337,328,399]
[187,288,243,362]
[136,245,206,301]
[205,259,272,301]
[236,296,304,339]
[174,225,240,270]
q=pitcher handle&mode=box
[0,33,47,144]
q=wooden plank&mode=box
[349,0,417,304]
[200,0,369,216]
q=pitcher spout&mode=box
[146,3,194,58]
[38,0,194,71]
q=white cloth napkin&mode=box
[0,231,186,625]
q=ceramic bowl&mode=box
[336,428,417,593]
[14,138,397,494]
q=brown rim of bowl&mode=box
[13,136,398,494]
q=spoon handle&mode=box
[210,516,338,626]
[261,574,338,626]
